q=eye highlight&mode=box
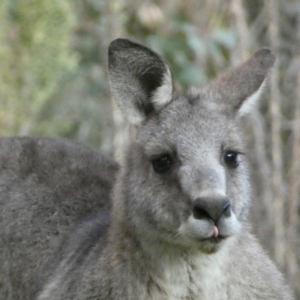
[151,154,173,173]
[224,150,241,168]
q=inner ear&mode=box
[237,79,267,116]
[139,71,164,115]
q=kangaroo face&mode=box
[109,38,274,254]
[123,94,248,253]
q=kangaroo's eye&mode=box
[151,154,172,173]
[224,151,240,168]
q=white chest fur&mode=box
[147,243,231,300]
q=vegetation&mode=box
[0,0,77,135]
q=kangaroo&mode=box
[36,38,293,300]
[0,137,118,300]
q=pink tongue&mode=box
[213,226,219,237]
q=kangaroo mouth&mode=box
[193,235,228,254]
[202,235,228,243]
[200,225,229,243]
[199,235,228,244]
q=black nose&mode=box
[193,196,231,222]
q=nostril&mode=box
[222,201,231,217]
[193,203,211,220]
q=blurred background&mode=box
[0,0,299,297]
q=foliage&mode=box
[0,0,77,135]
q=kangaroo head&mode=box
[108,38,275,253]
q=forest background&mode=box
[0,0,299,297]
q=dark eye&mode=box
[151,154,173,173]
[224,151,240,168]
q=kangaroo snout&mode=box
[193,196,231,223]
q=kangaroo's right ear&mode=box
[108,38,174,126]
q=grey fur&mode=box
[0,137,118,300]
[18,39,296,299]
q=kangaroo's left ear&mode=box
[208,49,275,117]
[108,38,174,126]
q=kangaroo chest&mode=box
[145,252,228,300]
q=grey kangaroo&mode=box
[36,38,293,299]
[0,137,118,300]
